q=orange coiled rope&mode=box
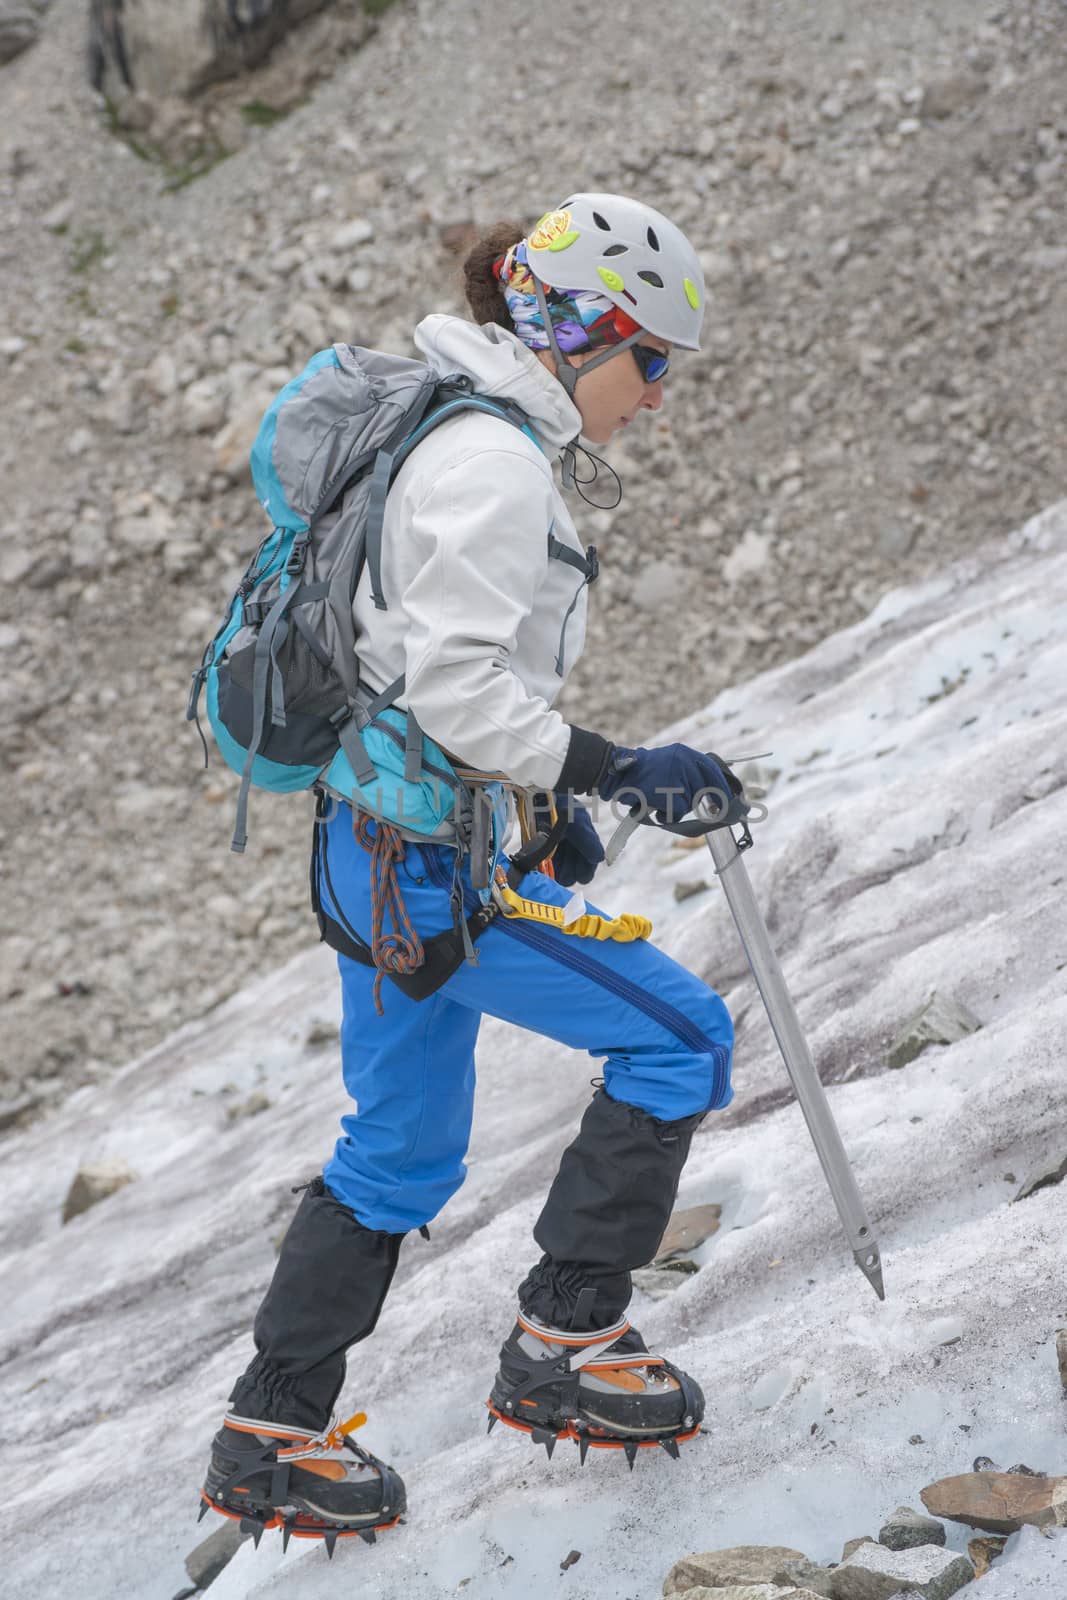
[353,815,425,1014]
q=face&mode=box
[537,336,669,446]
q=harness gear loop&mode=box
[491,866,651,943]
[354,815,425,1014]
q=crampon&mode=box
[200,1410,405,1557]
[487,1310,704,1469]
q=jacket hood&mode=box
[414,314,582,459]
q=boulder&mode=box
[886,993,981,1069]
[89,0,335,101]
[62,1157,139,1223]
[0,3,40,66]
[664,1546,808,1594]
[966,1537,1007,1579]
[184,1520,247,1588]
[828,1541,973,1599]
[656,1203,723,1261]
[918,74,986,121]
[877,1507,946,1551]
[673,1589,825,1600]
[632,1259,700,1299]
[1012,1152,1067,1202]
[920,1469,1067,1533]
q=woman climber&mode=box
[200,192,748,1550]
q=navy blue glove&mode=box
[598,743,748,828]
[552,801,606,887]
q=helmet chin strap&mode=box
[531,277,645,490]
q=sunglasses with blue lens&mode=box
[631,344,670,383]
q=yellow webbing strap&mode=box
[493,869,651,943]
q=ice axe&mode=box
[606,784,886,1301]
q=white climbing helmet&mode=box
[523,192,705,351]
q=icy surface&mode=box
[1,503,1065,1599]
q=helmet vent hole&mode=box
[646,226,661,251]
[592,211,611,230]
[637,270,664,288]
[603,243,628,257]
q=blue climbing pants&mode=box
[314,803,734,1234]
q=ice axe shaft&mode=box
[704,825,886,1300]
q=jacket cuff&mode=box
[556,725,614,797]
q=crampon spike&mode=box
[659,1437,680,1460]
[359,1528,377,1546]
[544,1435,556,1460]
[578,1436,590,1466]
[197,1500,210,1523]
[251,1526,263,1550]
[281,1522,293,1553]
[323,1530,338,1560]
[624,1442,638,1471]
[486,1411,498,1434]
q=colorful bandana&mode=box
[494,239,641,354]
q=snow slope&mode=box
[1,503,1065,1600]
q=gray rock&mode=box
[842,1538,877,1563]
[828,1541,974,1599]
[878,1507,946,1551]
[181,375,229,435]
[0,4,40,66]
[331,216,375,251]
[657,1203,722,1261]
[632,1259,699,1299]
[886,992,981,1069]
[919,74,986,120]
[672,1589,825,1600]
[62,1157,139,1223]
[674,878,710,903]
[774,1557,836,1596]
[1012,1152,1067,1203]
[632,559,687,611]
[70,520,108,570]
[184,1519,248,1588]
[225,1089,271,1121]
[663,1547,809,1595]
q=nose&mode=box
[641,379,664,412]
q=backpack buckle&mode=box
[285,536,310,576]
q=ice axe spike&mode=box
[703,822,886,1301]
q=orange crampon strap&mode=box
[492,866,651,943]
[276,1411,368,1460]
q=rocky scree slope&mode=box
[0,0,1064,1120]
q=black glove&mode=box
[552,802,606,887]
[527,791,605,887]
[598,743,748,828]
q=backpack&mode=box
[185,342,553,855]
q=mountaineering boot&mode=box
[487,1088,707,1459]
[200,1175,408,1546]
[201,1410,405,1547]
[487,1308,704,1460]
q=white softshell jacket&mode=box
[351,315,590,791]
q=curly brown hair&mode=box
[462,220,526,328]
